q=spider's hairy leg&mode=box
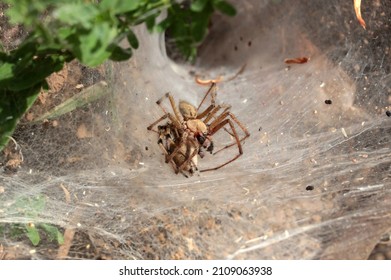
[156,92,183,124]
[147,113,169,132]
[177,140,199,173]
[158,140,181,175]
[165,130,189,163]
[197,104,215,119]
[213,112,250,155]
[157,131,190,178]
[157,125,174,151]
[201,118,242,172]
[147,112,182,134]
[208,110,229,132]
[204,104,231,124]
[197,82,217,111]
[165,139,184,164]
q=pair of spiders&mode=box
[147,83,250,177]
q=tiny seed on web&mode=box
[306,185,314,191]
[341,127,348,138]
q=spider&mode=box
[147,83,250,174]
[156,123,199,177]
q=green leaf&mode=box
[110,46,133,61]
[113,0,141,14]
[40,224,64,245]
[126,29,139,49]
[213,0,236,16]
[29,195,46,214]
[7,55,65,91]
[5,1,34,25]
[57,27,76,41]
[0,85,42,150]
[0,62,14,81]
[0,51,63,149]
[54,3,100,29]
[25,224,40,246]
[100,0,140,14]
[191,15,210,42]
[154,17,172,33]
[145,14,157,32]
[191,0,209,12]
[71,23,118,67]
[10,195,46,217]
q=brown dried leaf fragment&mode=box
[354,0,366,29]
[2,138,23,173]
[195,76,223,85]
[284,57,309,64]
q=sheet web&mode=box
[1,0,390,259]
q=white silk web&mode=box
[1,0,390,259]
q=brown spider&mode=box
[156,123,199,177]
[147,83,250,174]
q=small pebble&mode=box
[306,185,314,191]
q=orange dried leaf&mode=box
[284,57,310,64]
[195,76,223,85]
[354,0,366,29]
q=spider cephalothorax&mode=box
[178,100,214,156]
[147,83,250,176]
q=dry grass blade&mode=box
[56,228,75,260]
[354,0,366,29]
[60,183,71,204]
[33,81,109,123]
[0,244,5,260]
